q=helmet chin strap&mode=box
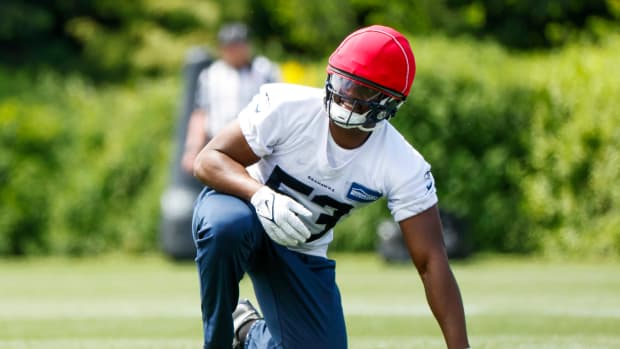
[330,119,385,132]
[327,99,386,131]
[357,121,385,132]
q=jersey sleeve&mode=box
[386,148,439,222]
[237,86,284,157]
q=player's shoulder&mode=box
[259,82,322,97]
[241,83,323,126]
[257,83,324,107]
[379,123,427,163]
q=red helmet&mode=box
[327,25,416,99]
[324,25,415,130]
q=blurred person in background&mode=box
[181,22,280,174]
[191,25,470,349]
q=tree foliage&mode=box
[1,1,618,80]
[0,0,217,80]
[218,0,620,56]
[444,0,620,48]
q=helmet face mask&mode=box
[324,73,403,131]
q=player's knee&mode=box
[212,214,251,247]
[196,209,255,252]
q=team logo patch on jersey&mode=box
[347,183,382,203]
[424,170,434,192]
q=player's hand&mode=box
[250,186,312,246]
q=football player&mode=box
[191,25,471,349]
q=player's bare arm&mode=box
[193,120,262,200]
[400,205,470,349]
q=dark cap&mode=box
[217,22,249,45]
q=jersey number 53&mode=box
[265,166,354,242]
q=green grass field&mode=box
[1,253,618,348]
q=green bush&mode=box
[0,70,177,255]
[397,37,538,253]
[0,98,65,254]
[521,36,620,258]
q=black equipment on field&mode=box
[376,209,471,262]
[160,47,212,260]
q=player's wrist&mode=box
[250,186,272,203]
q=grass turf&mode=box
[0,253,618,348]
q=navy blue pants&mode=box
[192,188,348,349]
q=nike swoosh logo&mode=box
[263,195,275,222]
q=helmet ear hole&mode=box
[374,96,402,121]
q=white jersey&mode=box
[196,56,280,138]
[238,83,438,257]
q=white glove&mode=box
[250,186,312,246]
